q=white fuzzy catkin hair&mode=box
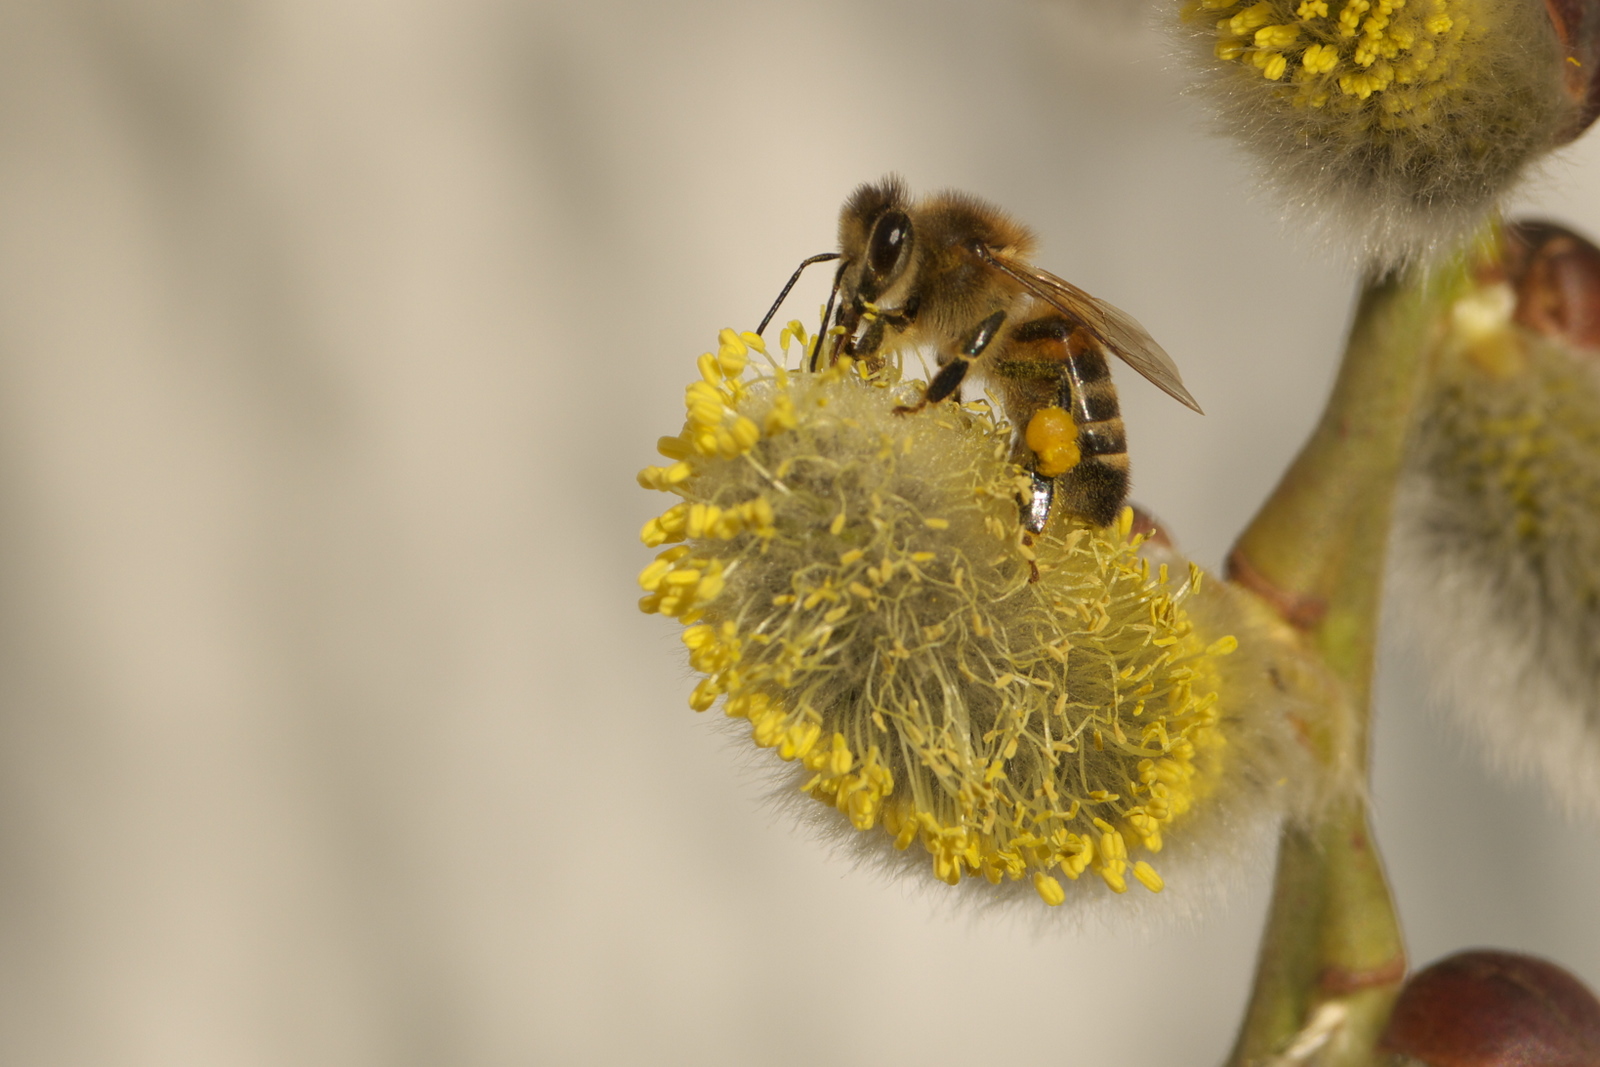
[1391,318,1600,821]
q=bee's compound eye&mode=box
[866,210,912,283]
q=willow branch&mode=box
[1222,252,1477,1065]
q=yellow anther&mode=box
[1339,0,1371,36]
[825,735,853,776]
[688,676,721,712]
[1133,861,1165,893]
[680,625,715,652]
[640,505,687,547]
[1301,42,1340,73]
[729,416,760,452]
[750,708,786,748]
[1215,39,1249,62]
[1254,23,1301,48]
[779,720,822,761]
[685,504,720,539]
[717,326,747,358]
[1228,1,1277,34]
[638,557,676,592]
[1062,836,1093,878]
[747,496,775,534]
[697,352,722,384]
[685,379,725,409]
[637,461,673,490]
[1033,872,1066,906]
[686,569,722,606]
[764,395,797,435]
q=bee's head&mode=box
[838,176,915,304]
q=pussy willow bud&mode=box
[1548,0,1600,141]
[1178,0,1594,266]
[1378,950,1600,1065]
[1390,221,1600,820]
[637,327,1320,911]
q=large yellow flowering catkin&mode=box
[638,327,1319,908]
[1392,222,1600,820]
[1179,0,1581,265]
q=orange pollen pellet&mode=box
[1024,407,1081,478]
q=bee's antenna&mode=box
[755,252,842,337]
[809,258,850,372]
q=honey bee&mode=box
[758,177,1201,531]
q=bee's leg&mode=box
[1021,472,1054,534]
[848,317,888,369]
[863,307,914,370]
[892,358,967,415]
[877,307,916,330]
[893,310,1006,415]
[1019,484,1048,583]
[840,307,914,373]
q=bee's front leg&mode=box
[893,357,968,415]
[893,309,1006,416]
[844,307,916,374]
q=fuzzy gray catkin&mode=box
[1391,223,1600,820]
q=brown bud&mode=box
[1378,950,1600,1066]
[1128,505,1173,551]
[1503,220,1600,352]
[1546,0,1600,143]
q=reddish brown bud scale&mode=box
[1546,0,1600,142]
[1503,221,1600,352]
[1378,950,1600,1066]
[1128,505,1173,550]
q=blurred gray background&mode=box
[0,1,1596,1064]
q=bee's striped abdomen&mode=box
[1059,327,1129,526]
[995,316,1130,529]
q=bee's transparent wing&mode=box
[981,248,1204,414]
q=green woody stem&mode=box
[1222,257,1474,1065]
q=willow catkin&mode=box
[1178,0,1578,266]
[1392,223,1600,820]
[639,328,1320,909]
